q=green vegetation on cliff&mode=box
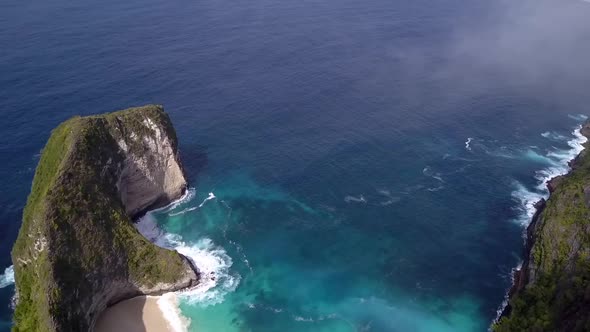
[11,105,195,332]
[495,124,590,332]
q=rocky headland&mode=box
[11,105,198,332]
[495,122,590,331]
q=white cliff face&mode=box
[116,116,187,218]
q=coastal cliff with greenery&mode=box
[11,105,198,331]
[495,122,590,332]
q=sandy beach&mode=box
[95,295,187,332]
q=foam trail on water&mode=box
[524,149,559,166]
[423,166,444,182]
[198,192,216,208]
[168,192,217,216]
[344,195,367,203]
[0,266,14,288]
[541,131,568,141]
[377,189,401,206]
[168,206,198,216]
[568,114,588,121]
[465,137,473,151]
[156,188,196,214]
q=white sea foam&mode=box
[427,185,445,192]
[377,189,401,205]
[168,206,198,217]
[158,188,196,213]
[465,137,473,151]
[524,149,559,166]
[344,195,367,203]
[156,293,191,332]
[380,198,401,206]
[294,316,314,322]
[0,266,14,288]
[198,192,216,208]
[422,166,444,182]
[136,214,239,307]
[174,238,240,306]
[541,131,568,141]
[168,191,216,216]
[534,125,588,191]
[568,114,588,121]
[511,125,587,226]
[511,181,545,226]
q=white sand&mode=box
[95,295,181,332]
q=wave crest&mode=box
[0,266,14,289]
[511,125,587,226]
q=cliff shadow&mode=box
[179,143,209,182]
[94,296,149,332]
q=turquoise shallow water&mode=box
[2,0,590,330]
[137,116,589,332]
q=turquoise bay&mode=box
[2,0,590,330]
[142,114,589,331]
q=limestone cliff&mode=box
[11,105,198,332]
[495,122,590,332]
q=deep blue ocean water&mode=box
[2,0,590,330]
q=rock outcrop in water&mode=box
[11,105,198,332]
[495,122,590,331]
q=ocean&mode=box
[1,0,590,331]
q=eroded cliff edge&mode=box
[495,122,590,332]
[11,105,198,332]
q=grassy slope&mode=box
[11,106,189,331]
[495,129,590,332]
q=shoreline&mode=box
[95,294,190,332]
[95,189,200,332]
[494,122,590,324]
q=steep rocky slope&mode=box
[495,123,590,331]
[11,105,198,332]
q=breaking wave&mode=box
[135,213,239,307]
[156,293,191,332]
[0,266,14,289]
[135,192,240,330]
[511,125,587,226]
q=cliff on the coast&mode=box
[495,122,590,332]
[11,105,198,332]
